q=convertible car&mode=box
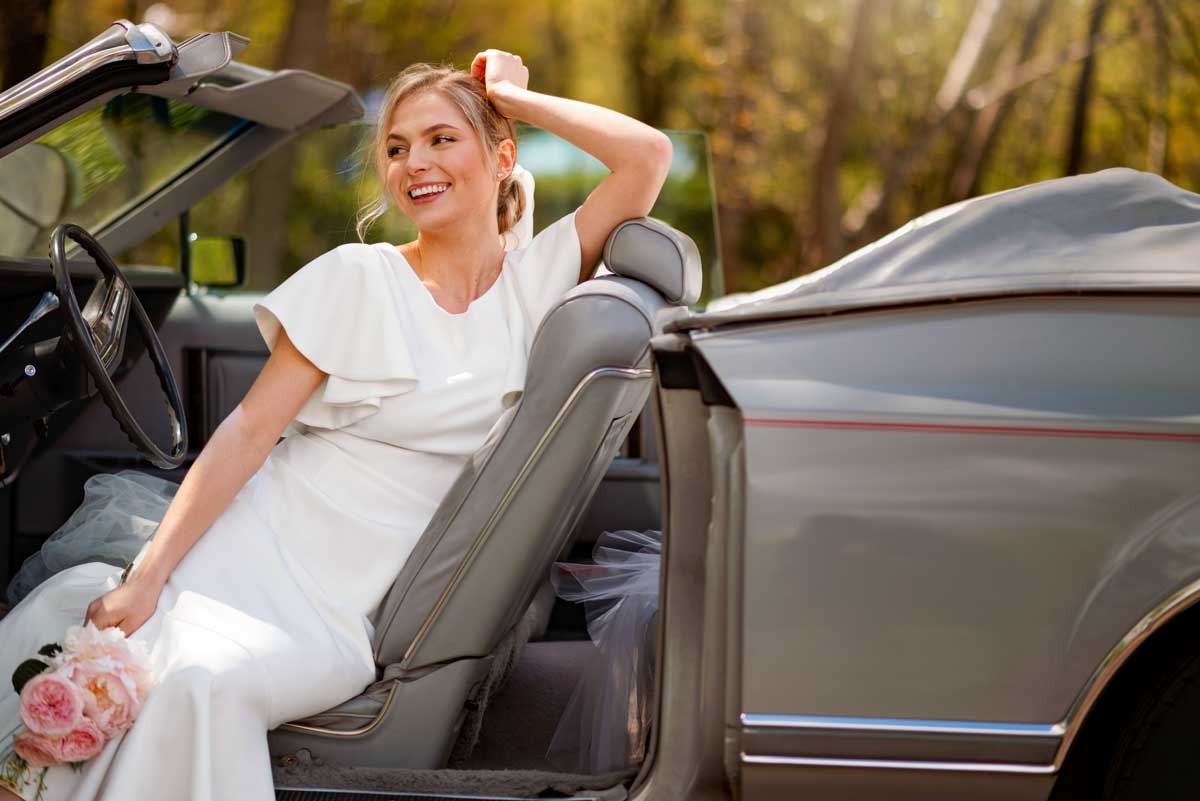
[2,19,1200,801]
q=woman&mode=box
[0,49,672,801]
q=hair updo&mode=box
[355,63,525,242]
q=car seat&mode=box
[266,217,702,769]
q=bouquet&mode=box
[1,621,152,792]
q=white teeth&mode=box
[409,183,449,198]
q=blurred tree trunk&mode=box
[1146,0,1170,173]
[948,0,1053,200]
[1064,0,1112,175]
[712,0,767,289]
[623,0,682,126]
[242,0,330,289]
[1,0,52,91]
[808,0,884,268]
[842,0,999,245]
[542,2,572,99]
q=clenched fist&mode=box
[84,574,162,638]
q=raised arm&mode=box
[472,49,674,279]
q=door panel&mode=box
[693,296,1200,799]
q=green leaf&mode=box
[12,658,50,695]
[36,643,62,660]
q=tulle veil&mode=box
[5,469,177,606]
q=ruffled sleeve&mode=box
[253,244,418,435]
[505,210,583,334]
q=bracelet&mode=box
[119,560,134,586]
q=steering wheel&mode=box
[49,223,187,469]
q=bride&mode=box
[0,49,672,801]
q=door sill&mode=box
[275,787,606,800]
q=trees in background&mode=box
[9,0,1200,292]
[1,0,54,93]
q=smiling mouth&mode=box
[409,183,450,203]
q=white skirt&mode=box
[0,464,376,801]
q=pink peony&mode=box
[55,622,153,706]
[56,717,106,763]
[63,663,137,737]
[19,671,85,737]
[11,730,60,769]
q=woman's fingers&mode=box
[84,594,118,630]
[470,49,506,81]
[471,49,528,94]
[470,51,488,81]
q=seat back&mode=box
[368,218,701,671]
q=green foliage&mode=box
[40,0,1200,294]
[12,657,50,695]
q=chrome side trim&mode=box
[741,754,1057,775]
[742,579,1200,771]
[276,682,397,737]
[742,714,1064,738]
[401,365,653,664]
[1054,574,1200,767]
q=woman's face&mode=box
[384,90,503,233]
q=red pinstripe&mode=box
[743,418,1200,442]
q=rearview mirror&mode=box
[187,234,246,288]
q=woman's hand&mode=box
[84,574,162,638]
[470,49,529,118]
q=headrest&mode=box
[602,218,702,306]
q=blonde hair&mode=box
[355,63,525,242]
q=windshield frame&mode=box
[0,95,256,261]
[0,23,363,264]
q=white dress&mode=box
[0,204,582,801]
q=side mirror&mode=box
[186,234,246,288]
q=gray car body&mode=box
[666,169,1200,799]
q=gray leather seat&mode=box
[266,218,701,770]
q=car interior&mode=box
[0,20,718,801]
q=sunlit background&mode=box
[2,0,1197,297]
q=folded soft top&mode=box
[683,167,1200,329]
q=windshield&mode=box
[0,93,249,259]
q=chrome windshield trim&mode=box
[1055,574,1200,768]
[742,754,1057,775]
[117,21,174,64]
[742,714,1065,738]
[0,21,173,126]
[0,47,135,122]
